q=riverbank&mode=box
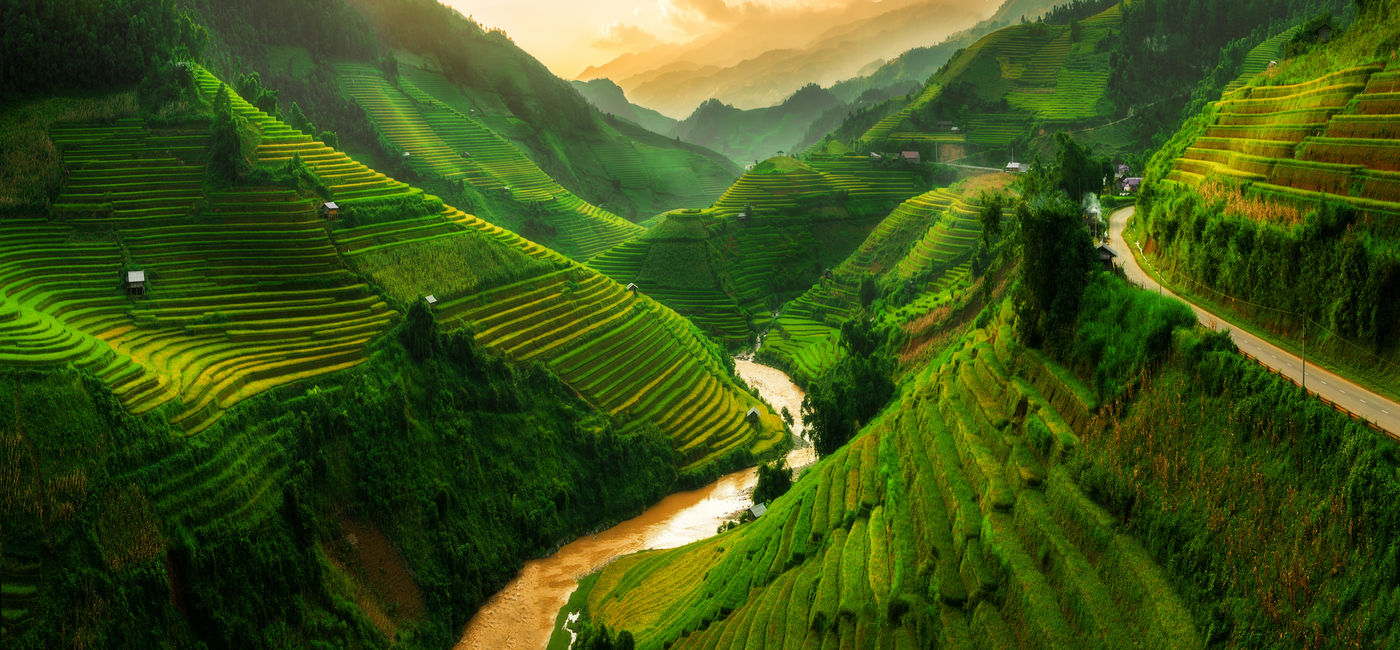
[456,357,811,649]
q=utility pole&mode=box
[1301,316,1307,394]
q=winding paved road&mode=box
[1108,206,1400,437]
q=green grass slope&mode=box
[400,66,740,220]
[339,0,740,222]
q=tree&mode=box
[286,101,314,135]
[207,84,246,184]
[400,300,439,361]
[1014,194,1096,346]
[859,275,878,307]
[1053,132,1111,200]
[753,459,792,505]
[802,313,894,457]
[980,191,1006,246]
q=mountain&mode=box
[570,78,678,135]
[577,0,1001,117]
[673,85,844,165]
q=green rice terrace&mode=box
[1162,59,1400,224]
[859,4,1122,155]
[12,1,1400,648]
[761,177,1005,383]
[0,66,782,470]
[581,307,1200,649]
[587,153,926,346]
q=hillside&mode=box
[335,62,644,260]
[852,4,1124,163]
[761,174,1011,383]
[1139,1,1400,399]
[0,63,780,468]
[186,0,740,229]
[571,78,678,136]
[587,151,928,346]
[827,0,1068,104]
[572,254,1400,647]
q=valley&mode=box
[3,0,1400,648]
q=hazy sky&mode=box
[444,0,859,78]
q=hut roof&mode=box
[748,503,767,518]
[424,294,438,305]
[126,270,146,284]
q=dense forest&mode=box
[0,0,208,97]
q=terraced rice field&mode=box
[335,63,643,260]
[3,108,395,435]
[716,153,924,211]
[1166,59,1400,222]
[862,4,1120,147]
[587,155,923,346]
[433,267,781,467]
[5,67,779,471]
[585,320,1200,648]
[1222,27,1303,95]
[762,187,990,380]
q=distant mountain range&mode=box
[572,0,1065,164]
[576,0,1001,117]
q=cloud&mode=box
[593,22,666,51]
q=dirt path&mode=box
[1108,206,1400,437]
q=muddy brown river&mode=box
[454,358,809,649]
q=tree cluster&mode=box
[573,621,636,650]
[0,0,208,98]
[802,314,895,457]
[753,459,793,505]
[0,311,677,648]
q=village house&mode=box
[125,270,146,297]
